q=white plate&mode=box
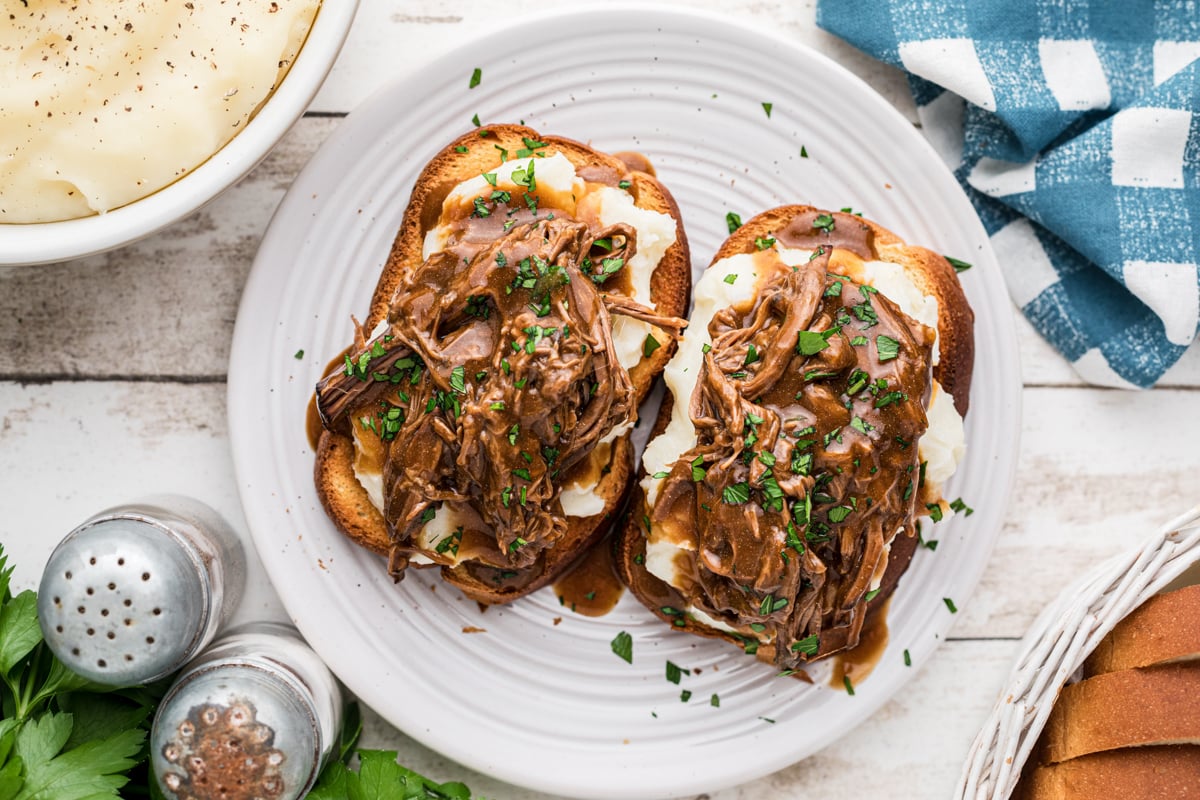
[229,7,1021,799]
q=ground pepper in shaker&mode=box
[150,622,342,800]
[36,495,245,686]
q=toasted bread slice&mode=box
[1039,663,1200,765]
[1084,584,1200,677]
[1022,747,1200,800]
[617,205,974,665]
[314,125,691,604]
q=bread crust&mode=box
[1022,747,1200,800]
[1083,584,1200,677]
[617,205,974,662]
[1039,663,1200,765]
[314,125,691,604]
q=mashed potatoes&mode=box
[0,0,320,223]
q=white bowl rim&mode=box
[0,1,360,267]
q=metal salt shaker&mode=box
[37,495,246,686]
[150,622,342,800]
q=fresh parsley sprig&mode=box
[308,702,473,799]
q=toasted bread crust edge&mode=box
[314,125,692,604]
[617,205,975,662]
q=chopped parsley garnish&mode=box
[449,365,466,394]
[828,506,852,523]
[454,145,468,153]
[723,482,750,505]
[824,281,843,298]
[293,349,304,359]
[482,171,498,186]
[943,597,958,614]
[758,594,788,614]
[710,693,720,708]
[471,113,481,127]
[611,631,633,664]
[691,456,707,481]
[796,328,838,356]
[800,145,809,158]
[512,468,532,481]
[950,497,975,516]
[744,343,759,365]
[945,255,972,272]
[865,588,881,602]
[511,159,536,191]
[849,335,868,346]
[758,451,776,467]
[469,67,482,89]
[755,236,775,251]
[618,179,631,190]
[875,391,907,408]
[592,256,625,284]
[652,470,670,479]
[927,503,944,522]
[665,661,690,684]
[681,690,692,703]
[846,368,869,395]
[419,507,437,524]
[762,102,773,117]
[904,649,912,667]
[471,197,491,218]
[843,675,856,695]
[852,300,878,326]
[643,334,661,359]
[723,273,737,284]
[791,635,819,655]
[849,416,873,434]
[876,335,900,362]
[726,212,742,233]
[812,213,835,233]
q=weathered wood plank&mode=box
[0,117,339,382]
[312,0,919,121]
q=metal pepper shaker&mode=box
[150,622,342,800]
[37,495,245,686]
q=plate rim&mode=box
[229,5,1023,798]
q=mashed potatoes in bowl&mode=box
[0,0,358,264]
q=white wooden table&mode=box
[3,2,1200,797]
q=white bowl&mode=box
[0,2,359,267]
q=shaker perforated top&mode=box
[38,516,211,685]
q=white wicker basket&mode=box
[956,502,1200,800]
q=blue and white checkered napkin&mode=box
[818,1,1200,387]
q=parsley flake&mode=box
[876,335,901,362]
[611,631,633,664]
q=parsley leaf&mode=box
[468,67,482,89]
[726,212,742,233]
[611,631,634,664]
[876,335,900,362]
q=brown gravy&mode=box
[831,597,891,691]
[553,537,625,617]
